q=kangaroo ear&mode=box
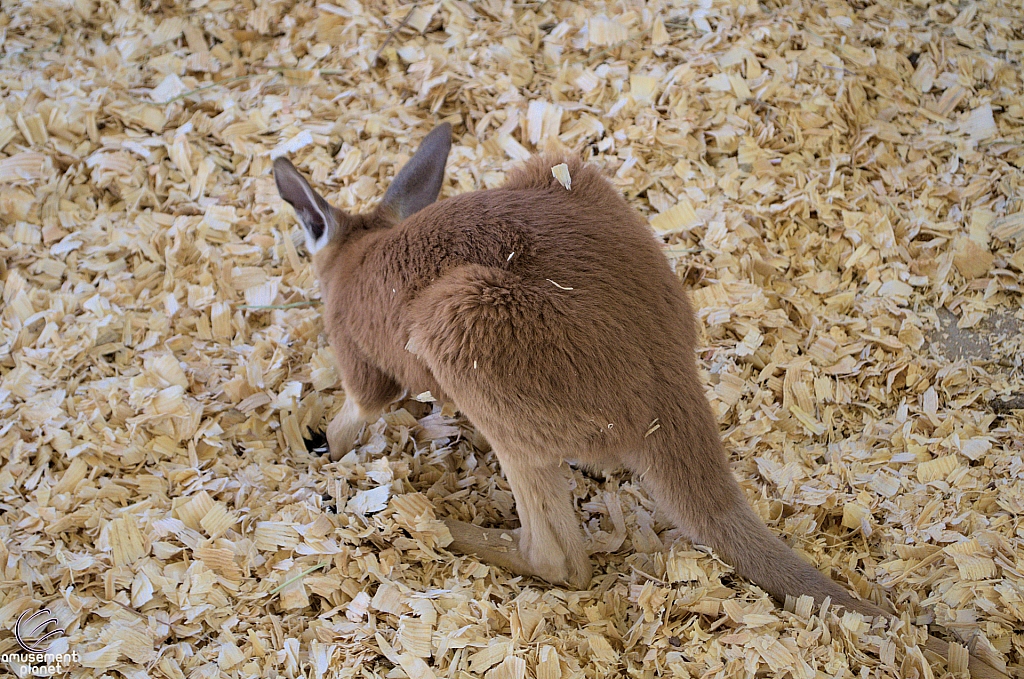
[379,123,452,221]
[273,157,337,254]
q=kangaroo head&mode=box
[272,123,453,261]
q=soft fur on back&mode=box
[318,157,686,432]
[274,137,1008,679]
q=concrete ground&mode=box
[928,307,1024,412]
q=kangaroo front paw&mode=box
[326,417,361,461]
[326,399,373,461]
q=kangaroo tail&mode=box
[633,401,1008,677]
[638,439,882,615]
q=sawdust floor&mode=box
[1,0,1023,678]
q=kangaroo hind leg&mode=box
[447,449,591,589]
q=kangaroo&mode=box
[273,123,1007,678]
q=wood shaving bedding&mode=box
[0,0,1022,677]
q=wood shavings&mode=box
[588,16,629,47]
[528,102,564,147]
[1,0,1021,677]
[945,539,998,581]
[962,103,999,141]
[536,646,562,679]
[954,236,996,279]
[550,163,571,190]
[347,484,391,514]
[917,455,961,484]
[470,641,512,673]
[485,656,526,679]
[650,198,700,235]
[990,213,1024,243]
[0,151,48,181]
[107,517,148,567]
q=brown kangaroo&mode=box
[273,123,1007,678]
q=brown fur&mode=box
[273,125,1006,678]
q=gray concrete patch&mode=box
[927,307,1024,412]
